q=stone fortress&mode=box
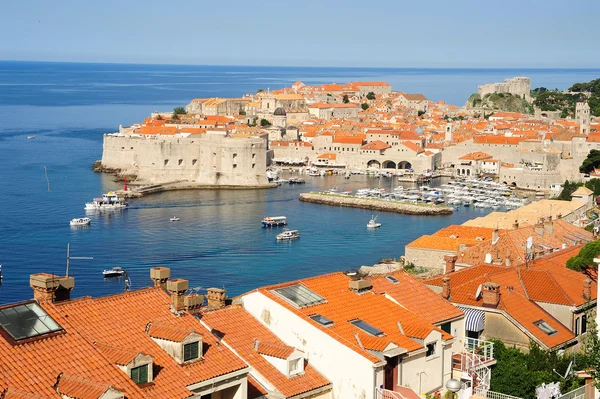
[477,76,532,101]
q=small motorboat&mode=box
[367,216,381,229]
[276,229,300,241]
[103,266,126,278]
[70,217,91,227]
[262,216,287,227]
[27,135,35,140]
[170,217,180,222]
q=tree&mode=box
[581,320,600,388]
[171,113,179,120]
[555,180,582,201]
[342,95,349,104]
[580,149,600,174]
[257,89,265,93]
[566,240,600,272]
[156,114,163,120]
[560,108,570,119]
[239,110,246,116]
[260,118,272,127]
[418,110,426,117]
[366,92,376,100]
[361,103,369,110]
[173,107,187,115]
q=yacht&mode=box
[262,216,288,227]
[70,217,91,227]
[367,216,381,229]
[276,229,300,241]
[103,266,126,278]
[85,192,128,211]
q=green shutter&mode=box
[184,342,199,362]
[131,365,148,384]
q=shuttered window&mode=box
[131,365,148,384]
[184,341,200,361]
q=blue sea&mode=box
[1,61,599,304]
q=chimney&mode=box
[150,267,170,290]
[348,279,372,294]
[492,228,500,245]
[167,279,189,311]
[583,278,592,301]
[184,294,204,311]
[512,220,519,230]
[482,282,501,308]
[444,254,457,273]
[30,273,74,303]
[505,257,511,267]
[441,277,451,300]
[556,213,562,220]
[207,288,227,308]
[534,219,544,236]
[544,218,554,235]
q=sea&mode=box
[1,61,599,304]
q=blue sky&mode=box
[1,0,598,67]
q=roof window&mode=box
[272,284,326,308]
[309,314,334,327]
[385,276,399,284]
[534,320,557,336]
[350,319,384,337]
[0,301,63,341]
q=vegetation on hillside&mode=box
[531,78,600,117]
[580,149,600,174]
[361,103,369,110]
[366,92,376,100]
[260,118,271,127]
[466,92,533,114]
[555,178,600,201]
[173,107,187,115]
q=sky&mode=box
[1,0,599,68]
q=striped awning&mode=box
[459,307,485,332]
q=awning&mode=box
[459,307,485,332]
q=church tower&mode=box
[575,102,591,135]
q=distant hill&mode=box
[531,78,600,117]
[465,92,533,114]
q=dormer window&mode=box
[95,342,154,385]
[184,341,200,362]
[288,357,303,376]
[131,364,149,384]
[146,322,202,364]
[255,340,305,377]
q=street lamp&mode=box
[446,379,461,399]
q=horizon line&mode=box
[2,59,600,71]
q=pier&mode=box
[116,180,277,198]
[299,192,453,215]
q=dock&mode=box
[116,180,277,198]
[299,192,453,215]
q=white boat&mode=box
[367,216,381,229]
[103,266,126,278]
[276,229,300,240]
[70,217,91,227]
[170,217,180,222]
[262,216,287,227]
[27,135,35,140]
[85,192,128,211]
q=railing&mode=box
[466,337,494,361]
[376,388,404,399]
[556,384,592,399]
[474,387,523,399]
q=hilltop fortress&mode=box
[477,76,532,101]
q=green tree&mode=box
[560,108,570,118]
[581,320,600,388]
[260,118,272,127]
[580,150,600,174]
[555,180,582,201]
[366,92,376,100]
[257,89,265,93]
[173,107,187,115]
[156,114,163,120]
[342,95,349,104]
[171,113,179,120]
[361,103,369,110]
[418,110,426,117]
[239,110,246,116]
[566,240,600,272]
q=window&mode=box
[178,159,183,166]
[289,358,301,374]
[534,320,557,336]
[192,159,197,166]
[233,164,237,169]
[581,314,587,334]
[0,302,63,341]
[426,342,437,357]
[441,322,451,334]
[164,159,169,166]
[385,276,399,284]
[131,365,148,384]
[272,285,327,308]
[252,163,256,169]
[310,314,333,327]
[184,341,200,361]
[350,319,384,336]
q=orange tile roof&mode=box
[433,225,501,240]
[332,136,364,144]
[253,272,452,364]
[46,288,248,398]
[309,102,360,109]
[136,126,178,135]
[55,375,121,399]
[473,136,523,145]
[361,140,391,151]
[95,342,142,366]
[459,152,493,161]
[255,341,296,359]
[401,141,424,154]
[370,272,464,325]
[147,323,198,342]
[317,152,336,160]
[2,388,43,399]
[203,306,331,398]
[406,235,480,251]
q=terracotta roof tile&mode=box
[56,375,122,399]
[255,341,296,359]
[147,323,199,343]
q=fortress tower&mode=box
[576,102,591,135]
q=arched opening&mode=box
[511,182,517,187]
[398,161,412,170]
[502,181,508,185]
[382,160,396,169]
[456,168,461,175]
[467,169,471,176]
[367,160,381,169]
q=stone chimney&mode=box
[583,278,592,301]
[441,277,451,300]
[482,282,501,308]
[512,220,519,230]
[167,279,189,311]
[544,218,554,235]
[184,294,204,311]
[534,219,544,236]
[492,228,500,245]
[444,254,457,274]
[30,273,74,303]
[150,267,170,290]
[207,288,227,308]
[505,257,511,267]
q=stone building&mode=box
[308,103,361,120]
[576,101,591,135]
[395,93,428,112]
[477,77,531,102]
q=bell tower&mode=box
[575,102,591,135]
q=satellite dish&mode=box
[526,236,533,249]
[475,284,483,300]
[564,361,572,378]
[485,253,492,264]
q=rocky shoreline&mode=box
[299,192,453,215]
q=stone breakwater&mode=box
[299,192,453,215]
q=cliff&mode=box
[465,92,533,114]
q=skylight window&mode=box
[385,276,399,284]
[350,319,384,337]
[272,284,326,308]
[534,320,557,336]
[0,302,63,341]
[310,314,334,327]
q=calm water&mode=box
[1,62,599,303]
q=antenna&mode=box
[66,243,93,277]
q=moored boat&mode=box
[103,266,126,278]
[85,192,128,211]
[367,215,381,229]
[262,216,287,227]
[170,217,180,222]
[276,229,300,240]
[70,217,91,227]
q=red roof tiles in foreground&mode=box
[202,306,331,398]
